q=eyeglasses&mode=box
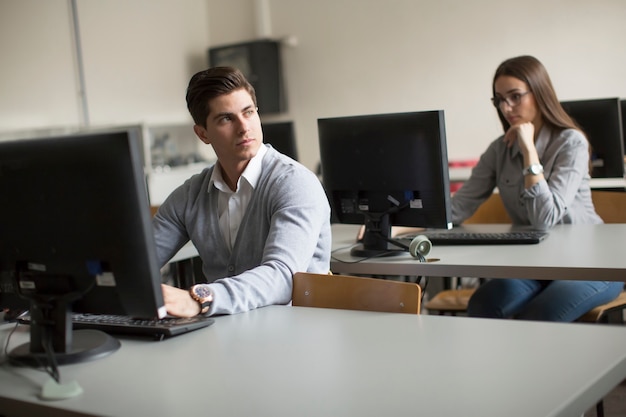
[491,91,531,109]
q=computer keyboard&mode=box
[19,313,215,340]
[402,230,549,245]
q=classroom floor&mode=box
[584,379,626,416]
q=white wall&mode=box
[0,0,209,132]
[2,0,626,172]
[0,0,79,129]
[235,0,626,170]
[77,0,210,126]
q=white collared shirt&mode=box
[210,145,267,249]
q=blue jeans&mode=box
[467,279,624,322]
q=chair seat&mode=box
[577,291,626,323]
[424,288,476,313]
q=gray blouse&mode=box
[451,126,603,227]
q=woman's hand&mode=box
[503,121,535,154]
[161,284,201,317]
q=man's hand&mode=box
[161,284,201,317]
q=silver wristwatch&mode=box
[522,163,544,176]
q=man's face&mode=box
[193,88,263,172]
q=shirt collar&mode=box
[209,144,268,193]
[241,143,267,189]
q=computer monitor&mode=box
[318,110,452,257]
[621,99,626,161]
[208,40,286,114]
[263,121,298,160]
[0,129,166,365]
[560,98,625,178]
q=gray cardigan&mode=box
[152,145,332,315]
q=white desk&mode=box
[2,305,626,417]
[331,223,626,281]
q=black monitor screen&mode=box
[621,99,626,160]
[208,40,285,114]
[263,121,298,160]
[0,129,166,364]
[318,110,452,257]
[560,98,624,178]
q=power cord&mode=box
[2,320,59,382]
[3,320,84,400]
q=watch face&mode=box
[193,285,212,299]
[524,164,543,175]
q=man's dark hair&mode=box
[186,66,257,127]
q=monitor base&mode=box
[350,245,406,258]
[9,329,121,367]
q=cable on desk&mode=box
[2,319,62,383]
[1,321,20,366]
[331,244,429,305]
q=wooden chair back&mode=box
[292,272,421,314]
[591,191,626,223]
[463,193,511,224]
[463,190,626,225]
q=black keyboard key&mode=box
[71,314,215,338]
[19,313,215,339]
[402,231,548,245]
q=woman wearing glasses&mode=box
[451,55,623,321]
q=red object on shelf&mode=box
[448,159,478,168]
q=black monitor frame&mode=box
[262,120,298,160]
[318,110,452,257]
[0,129,166,366]
[621,99,626,163]
[560,97,625,179]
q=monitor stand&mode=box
[8,299,120,367]
[351,214,406,258]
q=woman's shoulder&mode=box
[554,127,586,143]
[546,127,589,153]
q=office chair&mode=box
[292,272,421,314]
